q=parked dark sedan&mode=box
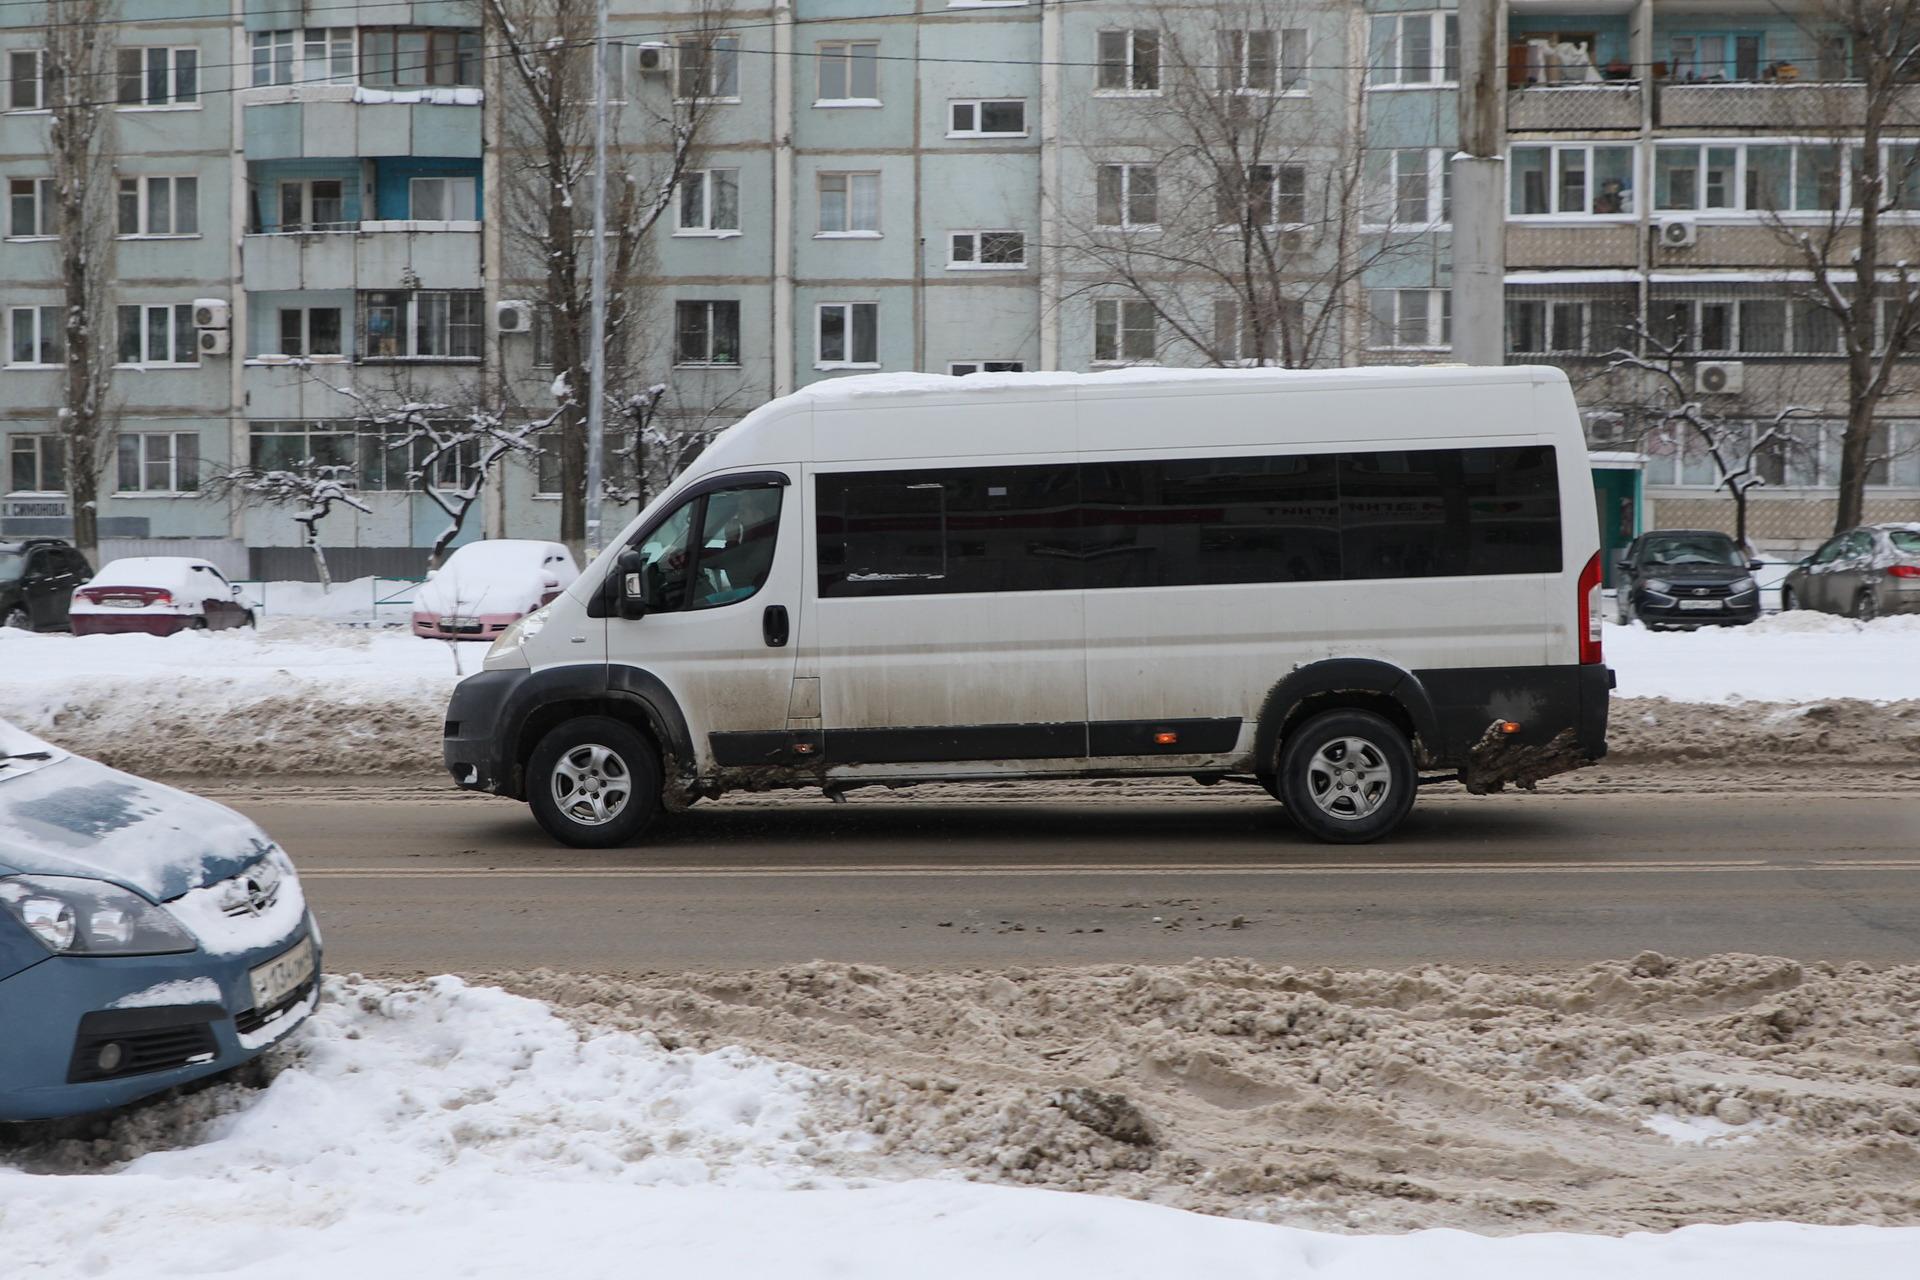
[1614,529,1761,628]
[1781,524,1920,621]
[0,539,92,633]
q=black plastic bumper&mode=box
[1415,662,1612,768]
[442,668,533,795]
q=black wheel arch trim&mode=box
[1252,659,1442,773]
[451,663,695,797]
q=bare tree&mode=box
[485,0,737,556]
[202,466,369,591]
[42,0,117,564]
[1052,2,1420,367]
[601,382,744,507]
[1757,0,1920,532]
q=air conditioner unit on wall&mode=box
[197,328,230,357]
[635,42,671,74]
[1658,218,1698,249]
[1694,360,1744,395]
[192,299,230,329]
[495,300,534,334]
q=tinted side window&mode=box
[817,464,1079,598]
[1340,446,1559,580]
[1081,454,1339,590]
[689,487,782,609]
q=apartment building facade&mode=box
[4,0,1915,576]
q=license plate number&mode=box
[1678,599,1724,611]
[104,597,145,608]
[249,934,315,1011]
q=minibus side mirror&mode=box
[614,549,649,621]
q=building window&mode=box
[1093,299,1156,363]
[817,41,878,103]
[1213,298,1303,364]
[674,300,741,366]
[9,435,65,493]
[818,172,880,234]
[949,360,1025,375]
[361,290,483,360]
[678,168,740,234]
[8,49,44,111]
[361,30,482,89]
[1668,32,1765,84]
[252,30,295,87]
[530,306,555,368]
[116,303,197,366]
[409,175,476,221]
[816,303,879,368]
[1510,144,1635,215]
[1652,142,1843,214]
[1095,163,1157,228]
[676,36,740,100]
[1369,12,1459,87]
[947,99,1026,136]
[1653,144,1738,212]
[1218,163,1305,228]
[301,28,356,83]
[1218,29,1307,93]
[7,177,54,238]
[7,306,63,366]
[117,175,198,236]
[1387,149,1451,225]
[1096,29,1160,92]
[117,47,198,107]
[948,230,1026,268]
[276,307,343,358]
[116,432,200,493]
[276,179,347,232]
[1367,289,1451,350]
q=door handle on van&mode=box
[762,605,789,648]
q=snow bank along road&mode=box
[2,962,1917,1276]
[225,786,1920,970]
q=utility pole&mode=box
[584,0,611,558]
[1453,0,1505,366]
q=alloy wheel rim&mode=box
[1304,735,1393,820]
[551,743,632,826]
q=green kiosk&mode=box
[1588,452,1647,590]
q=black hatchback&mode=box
[0,538,93,632]
[1614,529,1762,628]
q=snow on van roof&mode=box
[782,365,1556,405]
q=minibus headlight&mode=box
[488,604,551,663]
[0,876,197,956]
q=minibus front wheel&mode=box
[527,715,664,847]
[1275,709,1416,844]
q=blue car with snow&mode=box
[0,720,320,1122]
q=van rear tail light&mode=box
[1577,552,1604,665]
[1889,564,1920,579]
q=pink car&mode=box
[70,558,257,636]
[411,540,579,641]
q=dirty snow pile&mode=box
[4,971,1918,1280]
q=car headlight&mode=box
[0,876,197,956]
[1644,578,1672,595]
[1731,576,1757,593]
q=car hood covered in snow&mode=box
[414,541,577,618]
[0,721,275,903]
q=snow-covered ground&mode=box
[3,974,1914,1280]
[1606,611,1920,703]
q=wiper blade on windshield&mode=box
[0,751,53,763]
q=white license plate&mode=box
[444,616,477,628]
[1678,599,1724,611]
[104,597,145,608]
[249,934,316,1011]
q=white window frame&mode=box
[1380,148,1450,228]
[1093,298,1156,364]
[1508,142,1638,218]
[1368,12,1459,89]
[275,178,350,232]
[273,306,345,359]
[949,360,1025,375]
[946,98,1027,137]
[674,36,740,103]
[947,229,1026,270]
[816,40,880,105]
[117,46,199,109]
[1211,297,1303,365]
[7,49,45,112]
[251,29,296,88]
[117,175,199,238]
[301,28,357,84]
[7,177,55,239]
[816,171,881,237]
[408,175,477,223]
[815,302,879,369]
[1095,163,1158,230]
[1367,288,1451,350]
[361,290,483,361]
[1218,28,1309,95]
[1218,163,1306,230]
[673,299,742,367]
[115,302,199,367]
[1648,139,1862,218]
[676,167,741,236]
[6,305,63,367]
[114,431,200,495]
[1096,29,1160,94]
[8,434,64,493]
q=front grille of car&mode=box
[67,1006,221,1083]
[1674,583,1733,598]
[235,978,317,1035]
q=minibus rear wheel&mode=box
[528,716,664,848]
[1275,710,1416,844]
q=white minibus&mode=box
[444,367,1612,844]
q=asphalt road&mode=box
[213,780,1920,972]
